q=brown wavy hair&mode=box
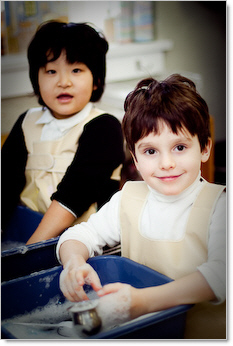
[122,74,211,157]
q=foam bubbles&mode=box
[96,286,131,329]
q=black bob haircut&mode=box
[27,21,109,105]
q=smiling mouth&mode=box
[158,174,182,181]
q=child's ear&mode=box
[201,138,212,163]
[130,151,139,170]
[93,78,100,91]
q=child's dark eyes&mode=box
[45,68,81,74]
[175,145,186,152]
[47,69,56,75]
[144,145,186,155]
[145,149,156,155]
[72,68,81,73]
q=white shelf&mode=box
[1,53,29,73]
[1,40,173,98]
[108,40,173,58]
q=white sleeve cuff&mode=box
[197,265,226,304]
[56,226,99,264]
[58,202,77,218]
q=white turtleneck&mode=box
[56,173,226,302]
[142,172,204,240]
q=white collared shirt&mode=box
[36,103,93,141]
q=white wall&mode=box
[68,1,111,30]
[68,1,226,142]
[156,1,226,142]
[2,1,226,142]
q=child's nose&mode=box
[58,73,72,88]
[159,153,176,170]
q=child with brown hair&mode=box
[56,74,226,339]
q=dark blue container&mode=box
[1,205,43,244]
[1,206,120,282]
[1,206,60,281]
[1,256,192,339]
[1,237,60,281]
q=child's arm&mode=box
[97,270,216,320]
[50,115,124,219]
[55,193,122,300]
[26,200,76,244]
[1,112,28,230]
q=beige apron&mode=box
[120,180,226,339]
[20,107,122,224]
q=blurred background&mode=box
[1,1,226,184]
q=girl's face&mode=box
[38,51,97,119]
[133,121,211,196]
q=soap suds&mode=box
[96,286,131,328]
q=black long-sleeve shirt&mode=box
[1,111,124,230]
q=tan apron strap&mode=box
[121,181,149,200]
[26,154,75,173]
[186,181,226,245]
[120,181,149,257]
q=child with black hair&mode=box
[1,21,124,245]
[56,74,226,339]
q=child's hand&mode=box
[59,261,102,302]
[97,282,127,296]
[96,283,133,328]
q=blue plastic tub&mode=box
[1,256,192,339]
[1,237,60,281]
[1,205,43,245]
[1,205,60,281]
[1,206,120,282]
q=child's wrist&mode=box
[64,253,86,270]
[129,287,147,319]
